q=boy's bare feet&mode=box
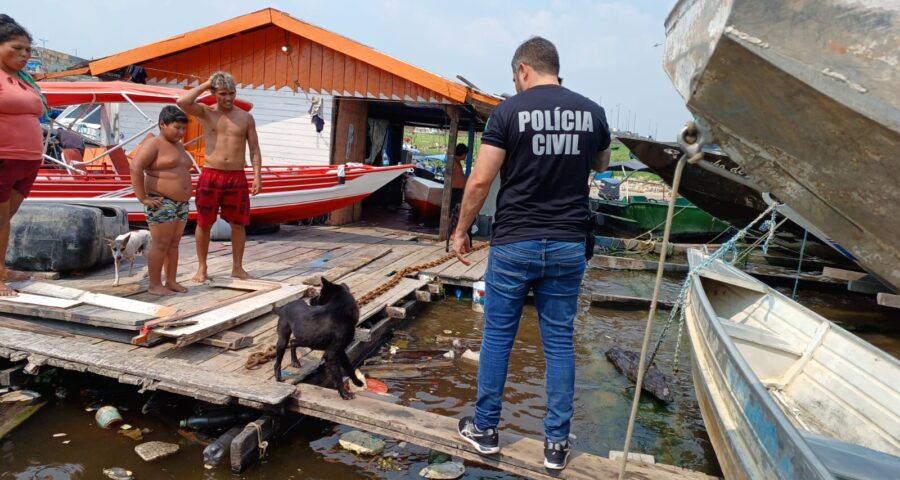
[0,281,17,297]
[166,281,188,293]
[191,268,208,283]
[231,267,252,280]
[148,285,176,296]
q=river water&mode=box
[2,269,896,479]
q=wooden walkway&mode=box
[0,224,712,479]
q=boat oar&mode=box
[617,122,703,479]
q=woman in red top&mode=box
[0,15,45,296]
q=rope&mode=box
[645,201,782,370]
[791,230,809,300]
[617,121,780,478]
[759,208,779,255]
[251,421,269,459]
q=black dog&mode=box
[273,277,364,399]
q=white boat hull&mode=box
[684,249,900,479]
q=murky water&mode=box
[3,268,897,479]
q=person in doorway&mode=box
[177,71,262,282]
[130,106,193,296]
[450,143,468,210]
[450,36,611,470]
[0,15,46,296]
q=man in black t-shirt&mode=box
[452,36,610,470]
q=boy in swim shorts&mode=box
[130,106,193,295]
[177,71,262,282]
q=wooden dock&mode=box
[0,224,712,479]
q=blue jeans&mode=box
[475,239,586,442]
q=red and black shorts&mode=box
[0,159,41,203]
[194,168,250,228]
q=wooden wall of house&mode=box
[140,25,451,102]
[117,83,333,166]
[329,98,368,225]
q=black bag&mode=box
[585,213,599,260]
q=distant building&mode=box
[26,46,86,74]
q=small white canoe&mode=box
[684,249,900,480]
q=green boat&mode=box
[591,195,730,242]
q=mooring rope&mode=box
[616,122,782,478]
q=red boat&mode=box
[27,82,411,224]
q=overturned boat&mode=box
[664,0,900,291]
[684,249,900,479]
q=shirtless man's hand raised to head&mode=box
[176,71,262,283]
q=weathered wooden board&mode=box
[288,384,714,480]
[822,267,868,282]
[10,281,175,318]
[0,326,295,405]
[159,285,308,347]
[876,292,900,309]
[0,293,81,309]
[303,246,393,286]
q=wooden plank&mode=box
[590,293,674,310]
[288,385,714,480]
[159,285,308,347]
[304,246,393,286]
[876,292,900,309]
[822,266,868,282]
[199,331,254,350]
[230,415,275,474]
[10,281,175,317]
[847,278,888,295]
[0,302,150,330]
[0,294,81,309]
[0,399,46,440]
[589,254,689,273]
[0,326,296,405]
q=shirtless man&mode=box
[130,106,192,295]
[177,71,262,282]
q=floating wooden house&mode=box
[45,8,499,226]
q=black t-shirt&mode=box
[481,84,610,245]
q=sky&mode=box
[11,0,691,139]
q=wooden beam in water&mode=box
[589,254,689,273]
[591,293,674,310]
[876,292,900,309]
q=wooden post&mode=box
[330,98,369,226]
[230,415,275,473]
[465,113,475,175]
[438,106,460,241]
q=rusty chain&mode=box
[242,242,489,370]
[244,344,277,370]
[356,241,490,306]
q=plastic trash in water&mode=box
[203,426,243,469]
[179,410,257,430]
[472,281,486,312]
[95,406,124,429]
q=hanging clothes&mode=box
[308,96,325,133]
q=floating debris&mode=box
[103,467,134,480]
[419,461,465,479]
[605,347,673,403]
[53,433,67,438]
[95,406,124,429]
[428,449,451,464]
[135,441,180,462]
[338,430,385,455]
[118,427,144,441]
[461,349,480,365]
[203,426,243,469]
[0,390,41,404]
